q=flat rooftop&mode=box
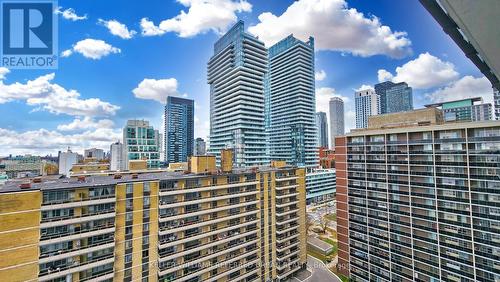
[0,165,298,194]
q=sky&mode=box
[0,0,494,156]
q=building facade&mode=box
[335,120,500,282]
[0,155,44,178]
[316,112,329,148]
[329,97,345,148]
[355,88,380,129]
[164,96,194,164]
[494,87,500,120]
[84,148,105,161]
[375,81,413,114]
[305,168,336,205]
[123,120,160,169]
[58,149,78,176]
[207,21,268,167]
[0,163,307,282]
[110,142,126,171]
[425,97,493,122]
[193,137,206,156]
[266,35,317,167]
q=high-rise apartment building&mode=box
[207,21,267,167]
[335,110,500,282]
[375,81,413,114]
[123,120,160,169]
[425,97,493,122]
[330,97,345,147]
[266,35,317,167]
[58,148,78,176]
[316,112,329,148]
[110,141,126,171]
[355,88,380,129]
[84,148,105,160]
[193,137,206,155]
[493,87,499,119]
[0,158,307,282]
[164,96,194,164]
[305,168,336,205]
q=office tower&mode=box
[316,112,329,148]
[375,81,413,114]
[335,109,500,282]
[58,148,78,176]
[494,87,500,119]
[425,97,493,122]
[330,97,345,147]
[355,88,380,129]
[266,35,317,167]
[305,168,336,205]
[123,120,160,169]
[164,96,194,164]
[84,148,105,160]
[110,141,126,171]
[193,137,206,155]
[0,158,307,282]
[420,0,500,114]
[207,21,267,167]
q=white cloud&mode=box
[140,0,252,37]
[0,67,9,80]
[55,7,87,21]
[98,19,137,39]
[132,78,180,104]
[379,52,459,89]
[194,115,210,139]
[426,76,493,104]
[0,72,119,116]
[0,127,121,156]
[57,117,114,131]
[63,39,121,60]
[248,0,412,58]
[355,84,374,92]
[377,69,393,82]
[315,70,327,81]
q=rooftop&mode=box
[424,97,483,108]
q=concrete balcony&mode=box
[276,233,299,244]
[39,226,115,246]
[275,184,299,191]
[276,199,299,208]
[38,257,114,282]
[158,244,258,281]
[159,181,259,196]
[276,240,300,252]
[276,208,298,217]
[159,191,258,209]
[159,230,258,263]
[40,197,116,211]
[276,224,299,235]
[159,209,258,235]
[159,200,258,222]
[233,269,260,282]
[39,242,114,264]
[80,271,114,282]
[276,192,299,200]
[40,212,116,229]
[276,176,299,182]
[204,261,259,282]
[277,248,300,262]
[276,258,301,277]
[276,217,298,226]
[159,219,258,248]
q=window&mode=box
[143,196,150,207]
[143,210,150,219]
[124,269,132,278]
[142,249,149,258]
[143,236,149,245]
[126,212,133,222]
[144,182,150,193]
[126,184,133,194]
[125,227,132,235]
[125,240,132,249]
[143,223,150,231]
[125,254,132,263]
[126,199,133,209]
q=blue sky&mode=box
[0,0,493,155]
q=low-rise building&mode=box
[305,168,336,205]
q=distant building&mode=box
[425,97,493,122]
[305,168,336,205]
[84,148,105,161]
[316,112,329,148]
[58,149,78,176]
[0,155,44,178]
[375,81,413,114]
[494,87,500,119]
[319,147,335,169]
[329,97,345,147]
[193,137,206,155]
[123,120,160,169]
[70,162,110,175]
[208,21,267,167]
[355,88,380,128]
[266,35,317,167]
[164,96,194,164]
[110,142,126,171]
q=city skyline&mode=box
[0,0,495,156]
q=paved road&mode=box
[306,255,342,282]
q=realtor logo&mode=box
[1,0,57,69]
